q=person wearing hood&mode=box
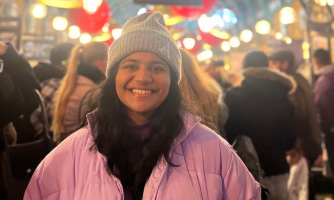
[224,51,296,200]
[24,12,261,200]
[269,50,322,166]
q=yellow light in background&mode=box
[93,33,112,42]
[102,23,109,33]
[275,32,283,40]
[173,33,183,41]
[229,37,240,48]
[112,29,122,40]
[83,0,103,14]
[319,0,328,6]
[224,64,231,70]
[52,16,68,31]
[164,14,169,19]
[240,29,253,43]
[255,20,271,35]
[80,33,91,44]
[285,37,292,44]
[203,50,213,59]
[279,7,296,24]
[165,16,184,26]
[183,38,196,50]
[196,35,202,41]
[68,26,81,39]
[303,51,310,60]
[197,54,205,62]
[30,2,47,19]
[35,0,82,8]
[302,42,309,50]
[198,16,215,33]
[203,44,212,50]
[327,0,334,6]
[210,29,230,39]
[221,41,231,52]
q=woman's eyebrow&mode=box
[150,61,168,67]
[121,59,138,65]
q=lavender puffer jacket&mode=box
[24,112,261,200]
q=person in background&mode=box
[179,49,228,138]
[51,42,108,143]
[205,61,233,92]
[269,50,322,166]
[33,43,75,83]
[25,12,261,200]
[224,51,296,200]
[0,41,41,144]
[313,49,334,174]
[30,43,75,137]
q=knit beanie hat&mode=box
[107,12,181,82]
[243,51,269,69]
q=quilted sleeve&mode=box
[221,142,262,200]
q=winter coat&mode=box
[225,67,296,177]
[24,112,261,200]
[0,43,41,143]
[288,72,322,163]
[314,66,334,137]
[33,62,64,83]
[56,64,105,141]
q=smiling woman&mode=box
[24,12,261,200]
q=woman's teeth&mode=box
[132,89,152,94]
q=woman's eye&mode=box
[124,65,136,70]
[151,67,164,72]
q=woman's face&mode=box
[115,52,171,122]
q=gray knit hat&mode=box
[107,12,181,82]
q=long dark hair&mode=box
[90,62,185,190]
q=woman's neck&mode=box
[127,110,151,125]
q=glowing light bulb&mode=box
[221,41,231,52]
[198,16,215,33]
[52,16,68,31]
[285,37,292,44]
[240,29,253,43]
[183,38,196,50]
[279,7,296,24]
[68,26,81,39]
[229,37,240,48]
[83,0,103,14]
[275,32,283,40]
[303,51,310,60]
[112,29,122,40]
[319,0,327,6]
[302,42,309,50]
[80,33,91,44]
[327,0,334,6]
[30,3,47,19]
[255,20,271,35]
[203,50,213,59]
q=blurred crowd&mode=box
[1,34,334,199]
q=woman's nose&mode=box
[134,67,152,83]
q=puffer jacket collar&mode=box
[86,110,201,199]
[243,67,297,94]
